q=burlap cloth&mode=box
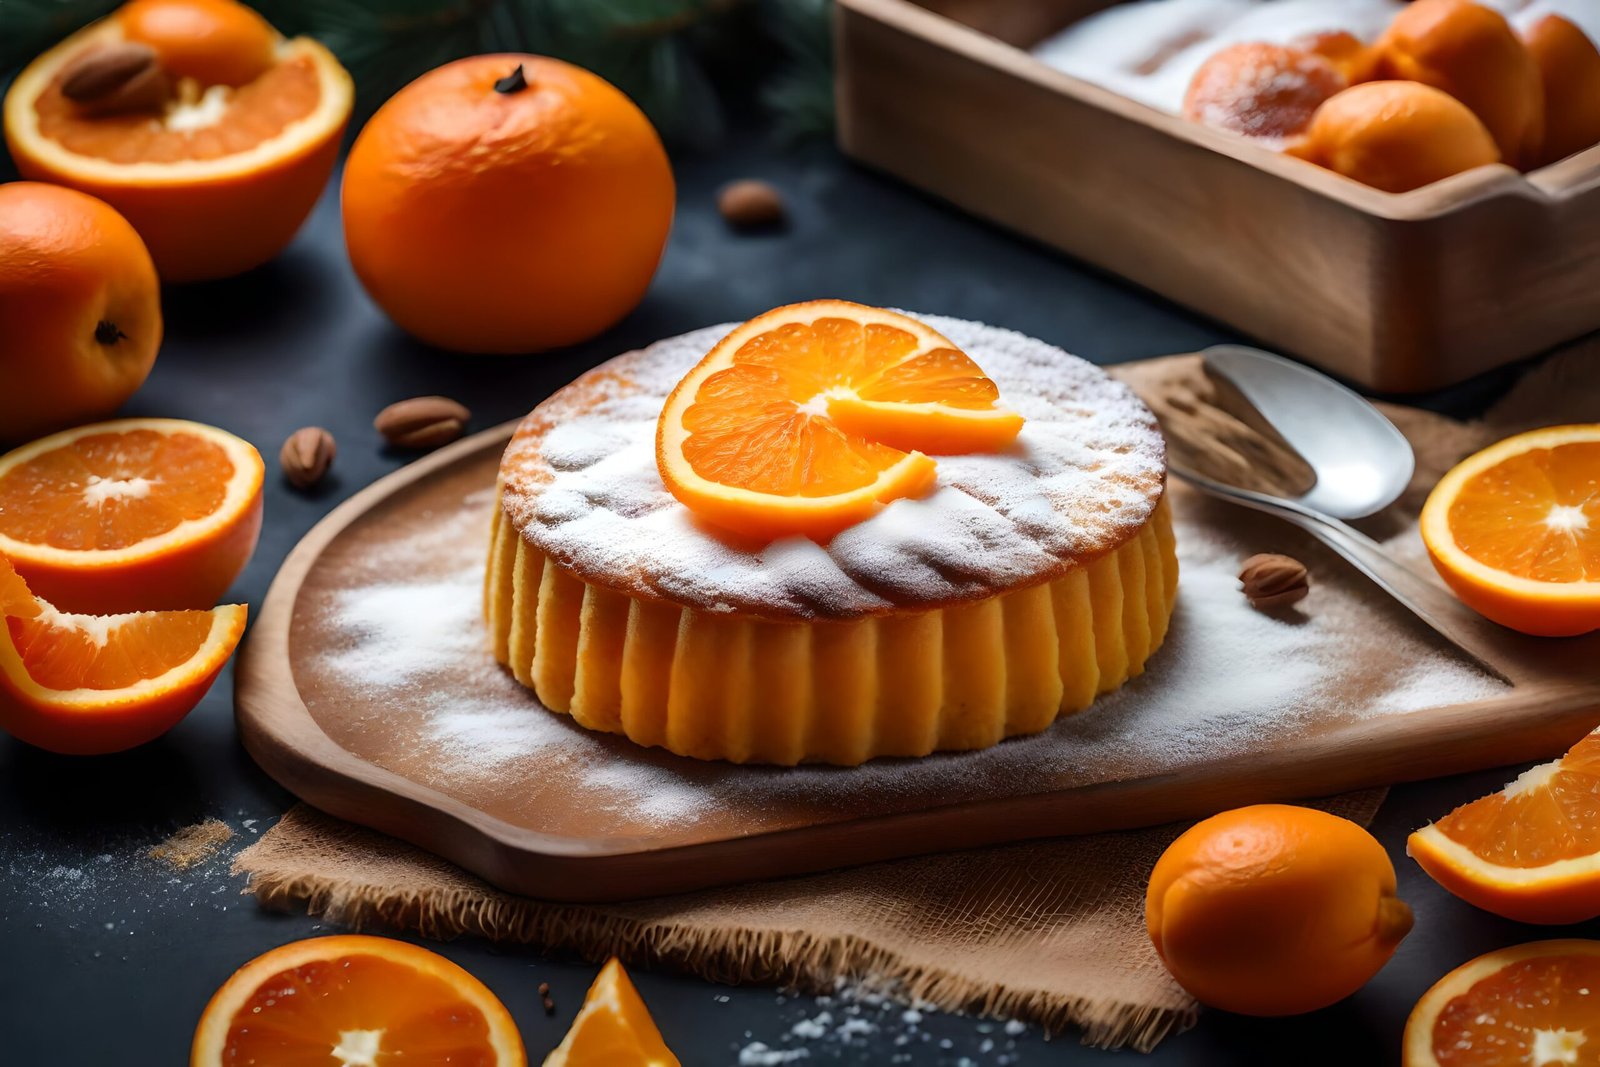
[234,342,1600,1052]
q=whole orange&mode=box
[1524,14,1600,168]
[1289,81,1501,193]
[0,182,160,443]
[1374,0,1544,167]
[1146,804,1413,1016]
[341,55,675,354]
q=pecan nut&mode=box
[1239,553,1310,610]
[279,427,336,489]
[375,396,470,450]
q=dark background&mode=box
[0,122,1579,1065]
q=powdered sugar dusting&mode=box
[498,316,1166,619]
[301,475,1507,837]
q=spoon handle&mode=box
[1173,470,1521,683]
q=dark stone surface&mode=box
[0,131,1574,1066]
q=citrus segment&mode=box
[544,959,679,1067]
[0,554,244,754]
[657,301,1023,541]
[1409,730,1600,924]
[3,2,353,281]
[1403,940,1600,1067]
[0,418,264,614]
[1420,425,1600,636]
[191,935,526,1066]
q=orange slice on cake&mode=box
[1410,729,1600,924]
[3,0,353,281]
[1403,940,1600,1067]
[191,934,526,1066]
[545,958,679,1067]
[0,417,264,615]
[656,300,1024,541]
[0,554,245,754]
[1420,424,1600,636]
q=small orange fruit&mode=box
[120,0,276,88]
[545,958,679,1067]
[1525,14,1600,167]
[0,182,160,443]
[1403,940,1600,1067]
[1292,30,1381,84]
[1182,42,1347,147]
[1288,80,1502,192]
[1410,729,1600,924]
[1146,804,1413,1017]
[0,554,245,754]
[1374,0,1544,166]
[656,300,1024,542]
[0,418,264,614]
[3,0,353,281]
[1419,424,1600,636]
[342,55,674,353]
[191,934,526,1066]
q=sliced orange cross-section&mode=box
[544,958,679,1067]
[1420,424,1600,636]
[1403,940,1600,1067]
[191,934,526,1066]
[1409,729,1600,925]
[656,300,1024,541]
[0,417,264,615]
[0,554,245,754]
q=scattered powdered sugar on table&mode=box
[309,471,1507,834]
[498,315,1167,618]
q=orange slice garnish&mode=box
[1410,729,1600,925]
[656,300,1024,541]
[1403,940,1600,1067]
[0,554,244,754]
[1420,424,1600,636]
[0,417,264,615]
[191,934,526,1066]
[544,958,679,1067]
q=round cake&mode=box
[486,313,1175,766]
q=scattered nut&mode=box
[375,396,470,450]
[279,427,336,489]
[718,179,786,230]
[60,43,169,115]
[1239,553,1310,610]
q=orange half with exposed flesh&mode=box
[656,300,1024,541]
[0,554,245,754]
[3,0,352,281]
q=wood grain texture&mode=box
[834,0,1600,392]
[236,387,1600,903]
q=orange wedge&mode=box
[656,300,1024,541]
[1403,940,1600,1067]
[3,0,353,281]
[0,418,264,615]
[1420,424,1600,636]
[1410,729,1600,924]
[192,934,526,1066]
[0,554,244,754]
[544,958,679,1067]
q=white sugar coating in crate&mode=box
[1033,0,1600,116]
[307,475,1505,831]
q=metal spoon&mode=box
[1169,344,1517,681]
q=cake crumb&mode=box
[149,819,234,871]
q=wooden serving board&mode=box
[237,361,1600,903]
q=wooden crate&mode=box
[835,0,1600,392]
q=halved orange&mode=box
[3,0,353,281]
[545,958,679,1067]
[656,300,1024,541]
[1410,729,1600,924]
[1420,424,1600,636]
[0,417,263,615]
[1403,940,1600,1067]
[191,934,526,1066]
[0,554,244,754]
